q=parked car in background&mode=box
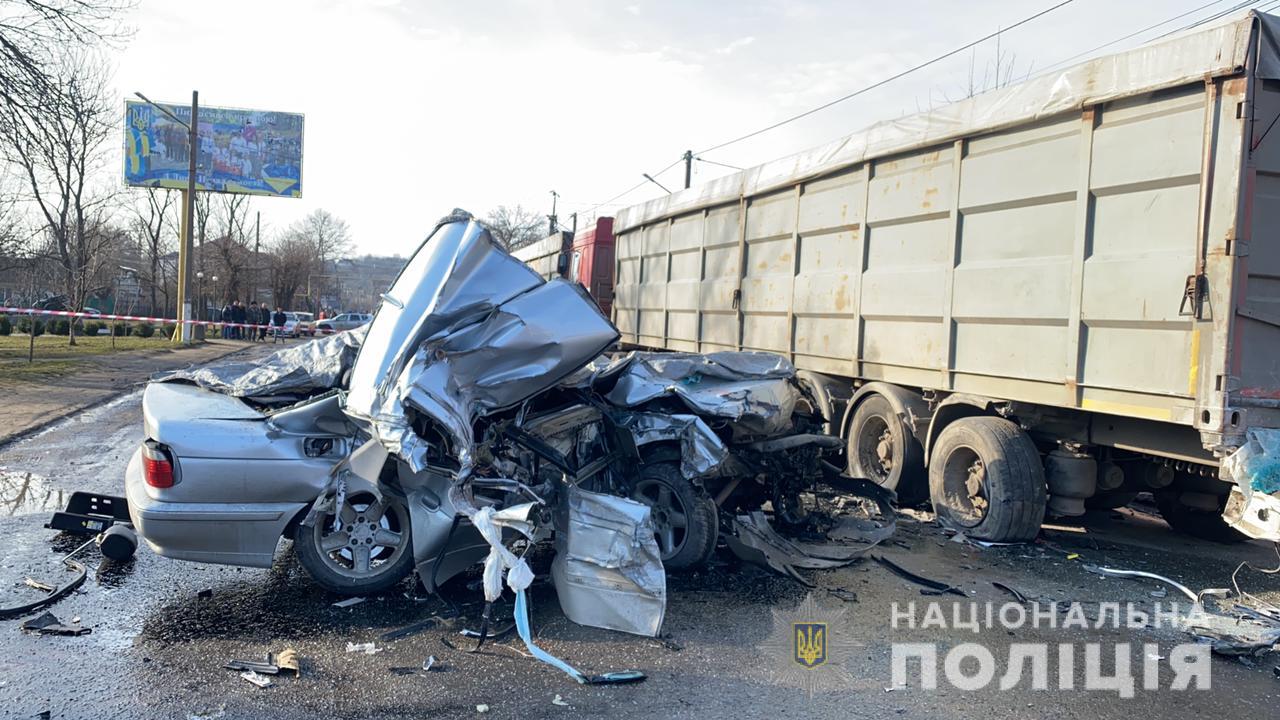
[313,312,371,336]
[291,311,315,337]
[282,311,314,338]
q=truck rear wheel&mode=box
[848,394,927,505]
[928,416,1046,542]
[1154,490,1247,543]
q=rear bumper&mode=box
[125,449,307,568]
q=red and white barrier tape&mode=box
[0,305,282,330]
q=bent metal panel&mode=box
[123,100,303,198]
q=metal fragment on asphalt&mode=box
[239,671,272,689]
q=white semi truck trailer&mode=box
[609,11,1280,543]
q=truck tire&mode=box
[848,394,927,505]
[928,416,1046,542]
[630,461,718,571]
[1154,491,1247,543]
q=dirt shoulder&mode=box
[0,338,251,446]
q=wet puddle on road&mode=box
[0,469,66,516]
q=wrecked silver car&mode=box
[126,211,892,648]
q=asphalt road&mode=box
[1,357,1279,718]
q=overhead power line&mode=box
[693,0,1078,155]
[586,156,683,214]
[1035,0,1238,76]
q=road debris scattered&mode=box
[380,618,439,642]
[238,670,273,689]
[992,581,1030,604]
[276,648,300,677]
[1082,565,1202,602]
[345,642,382,655]
[552,694,569,706]
[872,554,965,597]
[22,577,54,593]
[331,596,366,608]
[20,611,90,636]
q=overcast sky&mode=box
[112,0,1263,256]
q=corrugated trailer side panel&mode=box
[616,80,1238,433]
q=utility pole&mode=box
[570,212,578,235]
[683,149,693,189]
[177,90,199,343]
[548,190,559,235]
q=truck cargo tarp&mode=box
[617,10,1280,233]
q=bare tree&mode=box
[483,204,545,250]
[130,187,176,315]
[286,209,352,305]
[268,230,315,310]
[0,0,132,113]
[207,193,252,302]
[0,53,119,344]
[289,208,351,264]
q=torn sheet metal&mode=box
[552,486,666,637]
[153,327,364,401]
[1179,605,1280,656]
[1222,428,1280,540]
[592,352,799,439]
[726,511,881,586]
[394,279,618,474]
[615,412,728,479]
[343,212,618,475]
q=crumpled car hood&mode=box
[574,350,801,439]
[343,211,619,474]
[152,327,365,402]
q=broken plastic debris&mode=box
[332,596,366,608]
[276,648,300,677]
[239,671,273,689]
[476,705,490,713]
[1082,565,1200,602]
[552,695,569,706]
[514,589,647,685]
[345,642,382,654]
[992,581,1030,604]
[23,577,54,593]
[872,555,965,597]
[20,611,90,636]
[380,617,438,641]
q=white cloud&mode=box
[715,36,755,55]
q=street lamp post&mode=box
[134,90,199,344]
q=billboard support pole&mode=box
[176,90,198,344]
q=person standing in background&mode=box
[258,302,271,341]
[272,306,287,344]
[248,301,261,342]
[220,301,233,339]
[231,300,246,340]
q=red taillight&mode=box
[142,442,175,488]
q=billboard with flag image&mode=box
[123,100,303,198]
